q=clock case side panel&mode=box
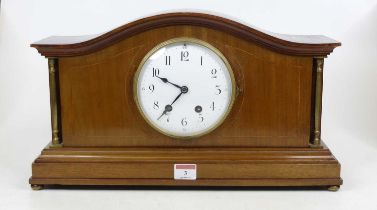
[57,25,314,148]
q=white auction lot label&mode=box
[174,164,197,180]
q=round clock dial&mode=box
[134,38,235,138]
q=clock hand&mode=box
[157,104,173,120]
[170,92,183,106]
[155,76,182,90]
[156,86,189,120]
[170,85,189,105]
[156,110,167,120]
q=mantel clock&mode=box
[29,13,342,191]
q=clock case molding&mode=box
[30,12,342,190]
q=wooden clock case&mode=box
[30,13,342,190]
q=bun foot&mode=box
[31,184,44,191]
[328,185,340,192]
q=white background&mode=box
[1,0,377,209]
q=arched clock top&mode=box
[31,12,340,57]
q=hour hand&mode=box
[155,76,182,89]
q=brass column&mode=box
[312,57,324,147]
[48,58,62,147]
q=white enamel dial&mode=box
[134,38,235,138]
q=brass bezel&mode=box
[133,37,236,139]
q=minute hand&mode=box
[156,85,188,121]
[170,92,183,106]
[169,85,188,105]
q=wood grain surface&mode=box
[31,13,340,57]
[30,12,342,188]
[58,25,313,147]
[30,145,342,187]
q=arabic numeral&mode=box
[211,68,217,78]
[210,101,215,111]
[165,56,171,65]
[181,51,189,61]
[215,85,221,95]
[153,101,159,109]
[199,114,204,122]
[152,67,160,77]
[148,84,155,92]
[181,117,188,126]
